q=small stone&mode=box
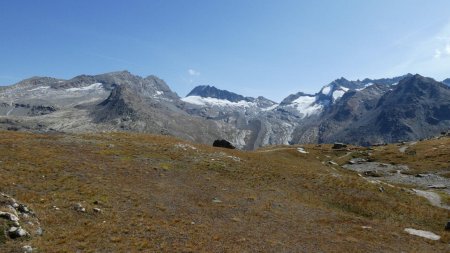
[190,221,195,225]
[73,203,86,213]
[212,197,222,203]
[35,227,43,236]
[427,184,447,189]
[328,161,338,166]
[18,204,30,213]
[231,217,241,222]
[22,245,33,253]
[8,226,28,239]
[379,186,385,192]
[93,208,102,213]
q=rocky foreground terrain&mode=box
[0,131,449,252]
[1,71,449,150]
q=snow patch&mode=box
[182,96,256,107]
[332,90,346,101]
[29,86,50,91]
[288,95,323,117]
[262,104,278,111]
[356,83,375,92]
[66,83,103,92]
[321,85,331,95]
[155,91,163,96]
[404,228,440,240]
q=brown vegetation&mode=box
[0,131,448,252]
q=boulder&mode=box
[18,204,31,214]
[332,142,347,149]
[213,139,235,149]
[0,211,19,222]
[8,226,29,239]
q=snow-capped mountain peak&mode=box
[183,85,277,109]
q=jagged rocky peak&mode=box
[183,85,277,109]
[442,78,450,86]
[186,85,249,102]
[383,74,448,100]
[254,96,277,108]
[280,92,315,106]
[93,71,179,100]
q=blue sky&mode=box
[1,0,450,101]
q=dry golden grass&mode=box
[369,138,450,174]
[0,131,449,252]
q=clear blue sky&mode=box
[1,0,450,101]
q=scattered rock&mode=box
[328,161,338,166]
[297,147,309,154]
[35,227,43,236]
[0,211,20,222]
[175,143,197,151]
[18,204,31,214]
[427,184,447,189]
[363,171,383,177]
[227,155,241,162]
[22,245,33,253]
[404,228,440,240]
[212,197,222,203]
[212,139,235,149]
[73,203,86,213]
[412,189,450,210]
[8,226,29,239]
[231,217,242,222]
[348,158,367,164]
[332,143,347,149]
[93,208,102,213]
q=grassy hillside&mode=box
[0,131,449,252]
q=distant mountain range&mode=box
[1,71,449,149]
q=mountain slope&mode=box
[305,75,450,145]
[0,71,449,149]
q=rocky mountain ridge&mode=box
[1,71,449,149]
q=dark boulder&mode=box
[332,142,347,149]
[213,139,235,149]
